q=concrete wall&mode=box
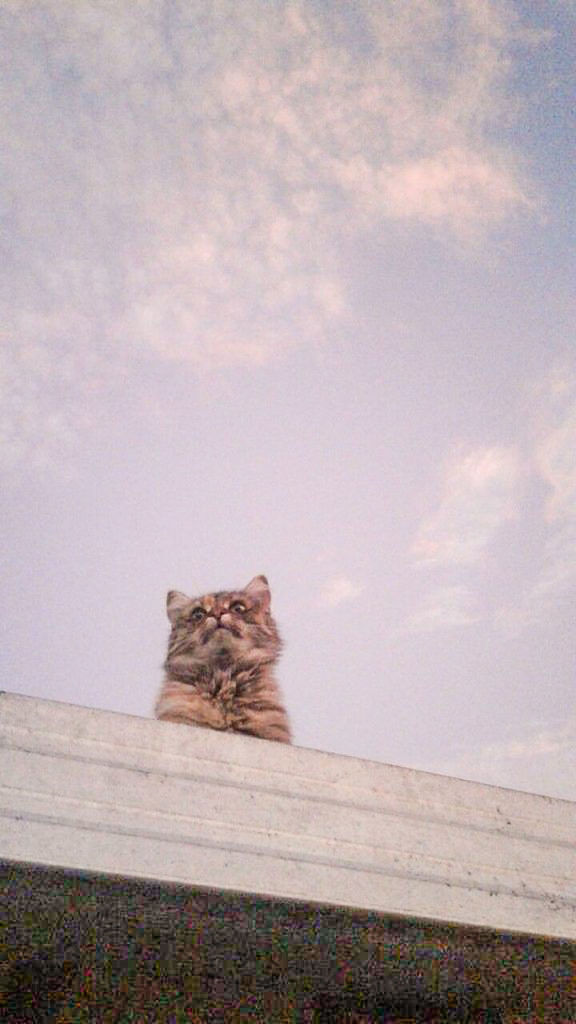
[1,692,575,941]
[2,693,576,1020]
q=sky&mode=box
[1,0,575,801]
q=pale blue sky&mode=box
[1,0,575,800]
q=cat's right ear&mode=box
[244,575,271,610]
[166,590,190,624]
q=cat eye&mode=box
[230,602,246,614]
[190,607,206,623]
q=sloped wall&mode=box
[1,692,574,940]
[1,693,575,1020]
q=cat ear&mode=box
[244,575,271,610]
[166,590,190,624]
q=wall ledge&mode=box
[1,691,575,941]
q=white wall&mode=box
[1,692,575,941]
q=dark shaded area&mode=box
[1,957,78,1022]
[1,862,574,1021]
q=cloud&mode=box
[404,363,576,640]
[318,575,363,609]
[534,386,576,523]
[495,364,576,633]
[409,365,576,638]
[0,331,109,475]
[380,147,530,232]
[1,0,541,470]
[433,718,576,801]
[413,446,522,567]
[395,585,478,637]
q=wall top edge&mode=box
[2,691,575,820]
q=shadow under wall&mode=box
[1,863,573,1022]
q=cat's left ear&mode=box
[166,590,190,624]
[244,574,271,610]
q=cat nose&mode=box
[219,612,232,628]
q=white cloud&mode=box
[318,576,363,609]
[413,445,522,567]
[409,366,576,638]
[535,400,576,523]
[1,0,541,470]
[495,365,576,633]
[396,585,478,636]
[0,331,108,476]
[381,147,530,232]
[433,718,576,801]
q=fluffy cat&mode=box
[155,575,291,743]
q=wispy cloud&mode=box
[433,718,576,801]
[0,333,107,475]
[397,585,478,636]
[413,446,522,567]
[402,443,523,638]
[381,147,530,233]
[1,0,540,470]
[408,364,576,639]
[318,575,363,609]
[496,364,576,633]
[534,380,576,524]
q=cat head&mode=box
[165,575,281,672]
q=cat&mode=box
[155,575,291,743]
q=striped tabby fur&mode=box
[155,575,291,743]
